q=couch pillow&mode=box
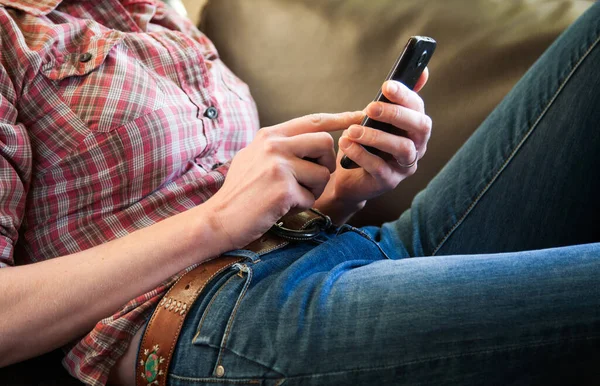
[200,0,592,226]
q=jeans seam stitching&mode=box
[168,373,262,384]
[212,344,287,378]
[214,266,253,374]
[192,274,238,343]
[431,32,600,256]
[174,341,287,377]
[279,334,600,381]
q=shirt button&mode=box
[215,365,225,378]
[79,52,93,63]
[204,106,219,120]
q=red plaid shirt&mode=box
[0,0,259,384]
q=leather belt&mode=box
[135,209,330,386]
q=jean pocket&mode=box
[192,263,253,373]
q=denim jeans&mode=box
[162,4,600,385]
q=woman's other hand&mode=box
[315,69,432,224]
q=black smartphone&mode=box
[341,36,436,169]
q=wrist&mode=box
[177,201,235,265]
[314,187,366,226]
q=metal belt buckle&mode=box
[268,209,332,241]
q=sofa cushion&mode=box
[180,0,206,25]
[200,0,590,226]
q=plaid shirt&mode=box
[0,0,259,384]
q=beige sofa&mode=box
[198,0,592,226]
[2,0,592,384]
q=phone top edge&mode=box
[411,36,437,44]
[377,36,436,94]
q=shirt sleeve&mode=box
[0,60,33,268]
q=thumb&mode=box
[413,67,429,93]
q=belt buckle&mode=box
[268,209,332,241]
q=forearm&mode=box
[0,204,229,367]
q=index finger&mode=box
[270,111,364,137]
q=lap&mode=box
[168,230,600,385]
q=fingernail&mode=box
[369,102,383,118]
[386,81,399,94]
[339,136,352,150]
[348,126,363,139]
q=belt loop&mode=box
[136,209,327,385]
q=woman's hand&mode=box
[315,70,432,224]
[204,111,364,251]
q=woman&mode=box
[0,0,598,385]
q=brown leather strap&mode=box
[242,209,327,254]
[136,210,325,386]
[136,256,244,386]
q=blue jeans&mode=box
[163,4,600,385]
